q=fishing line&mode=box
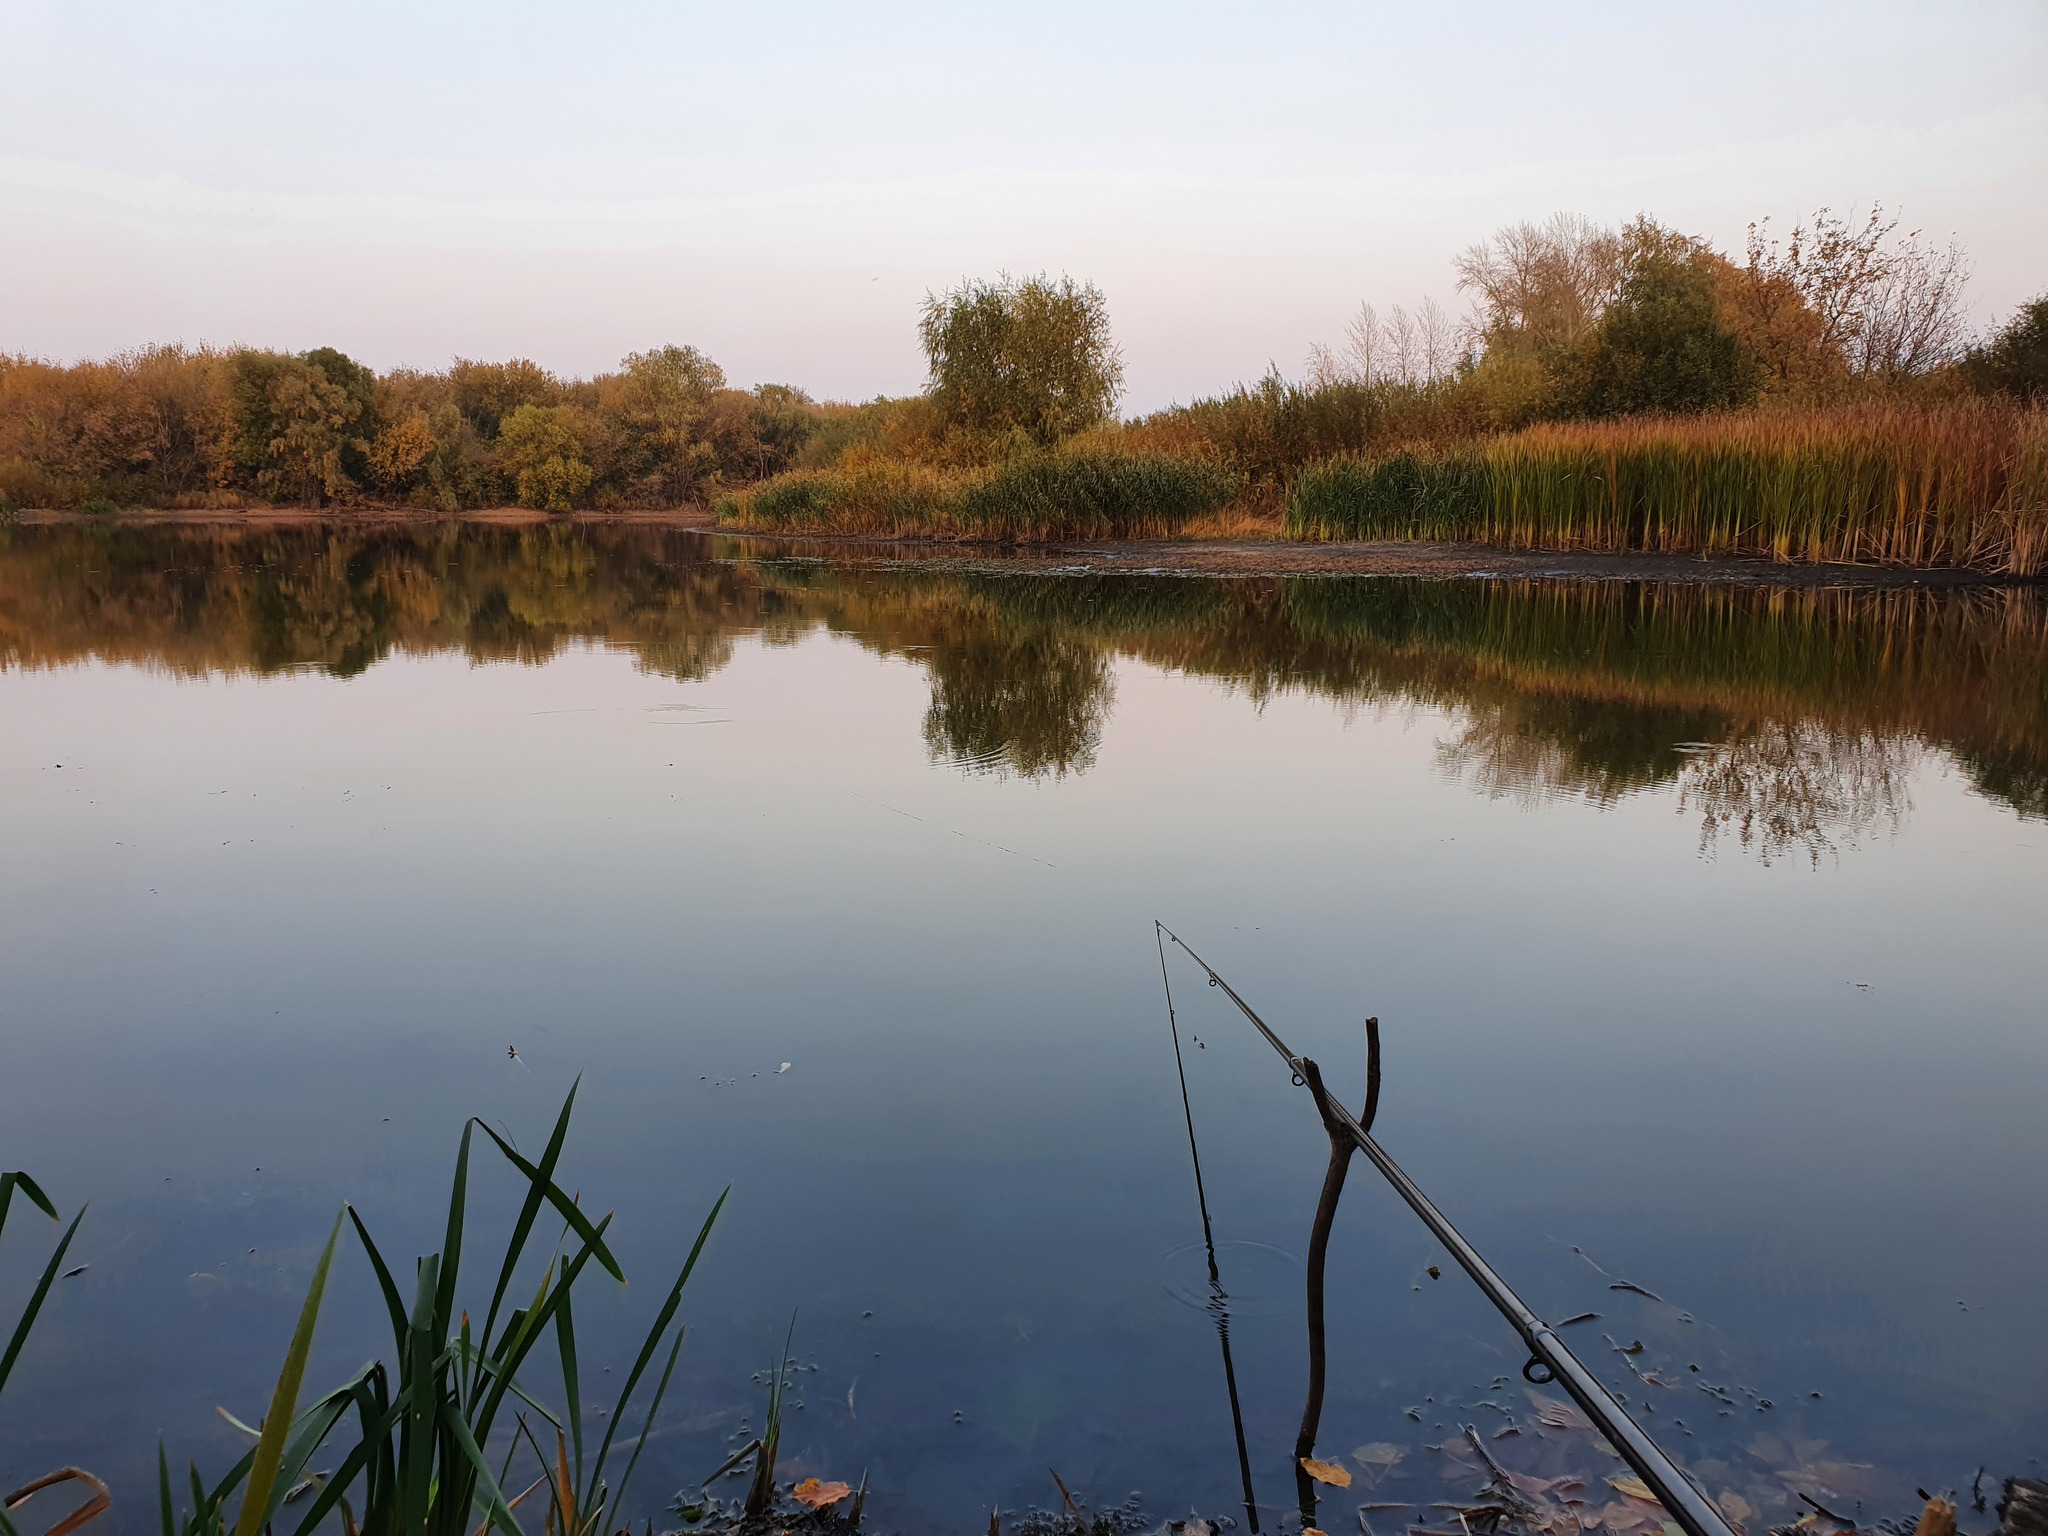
[1155,920,1261,1533]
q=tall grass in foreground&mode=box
[1288,405,2048,574]
[163,1083,725,1536]
[3,1170,103,1536]
[716,450,1239,540]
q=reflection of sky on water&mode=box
[0,529,2043,1533]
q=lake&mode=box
[0,522,2042,1534]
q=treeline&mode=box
[4,207,2044,539]
[0,344,820,512]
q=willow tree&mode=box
[919,273,1123,447]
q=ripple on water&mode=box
[1159,1238,1304,1320]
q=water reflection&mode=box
[1678,726,1922,867]
[2,522,2042,856]
[922,627,1111,779]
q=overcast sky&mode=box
[2,0,2043,410]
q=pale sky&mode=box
[2,0,2043,411]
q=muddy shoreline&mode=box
[14,506,2022,589]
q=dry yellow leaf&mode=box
[1301,1458,1353,1488]
[791,1478,853,1509]
[1608,1476,1659,1503]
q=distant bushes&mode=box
[1287,404,2048,575]
[718,450,1238,540]
[0,343,817,512]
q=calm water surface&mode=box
[0,524,2043,1532]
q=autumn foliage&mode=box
[0,343,816,512]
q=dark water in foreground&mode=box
[0,523,2043,1532]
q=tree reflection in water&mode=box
[1,521,2041,861]
[1437,708,1923,867]
[1678,725,1920,867]
[921,627,1112,779]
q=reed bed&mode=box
[1288,406,2048,575]
[715,450,1239,541]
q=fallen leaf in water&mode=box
[1599,1502,1665,1535]
[1608,1477,1659,1503]
[1718,1492,1757,1526]
[1525,1390,1592,1431]
[791,1479,852,1509]
[1352,1444,1406,1488]
[1301,1458,1353,1487]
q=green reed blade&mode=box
[555,1274,583,1489]
[589,1187,727,1489]
[234,1209,343,1536]
[480,1082,584,1357]
[434,1121,474,1359]
[0,1170,59,1231]
[0,1204,84,1395]
[440,1396,525,1536]
[345,1205,408,1349]
[473,1125,623,1283]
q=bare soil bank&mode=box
[17,505,2018,590]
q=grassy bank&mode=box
[1287,405,2048,574]
[714,450,1239,540]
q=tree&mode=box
[750,384,819,474]
[1965,294,2048,402]
[497,403,595,511]
[449,357,558,438]
[919,273,1123,446]
[1562,249,1756,417]
[365,408,438,496]
[601,344,726,503]
[1740,206,1969,383]
[1858,233,1969,380]
[228,350,369,505]
[1455,213,1624,357]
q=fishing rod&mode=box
[1155,925,1263,1533]
[1155,924,1738,1536]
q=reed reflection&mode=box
[1,522,2041,857]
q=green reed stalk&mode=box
[1288,405,2048,574]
